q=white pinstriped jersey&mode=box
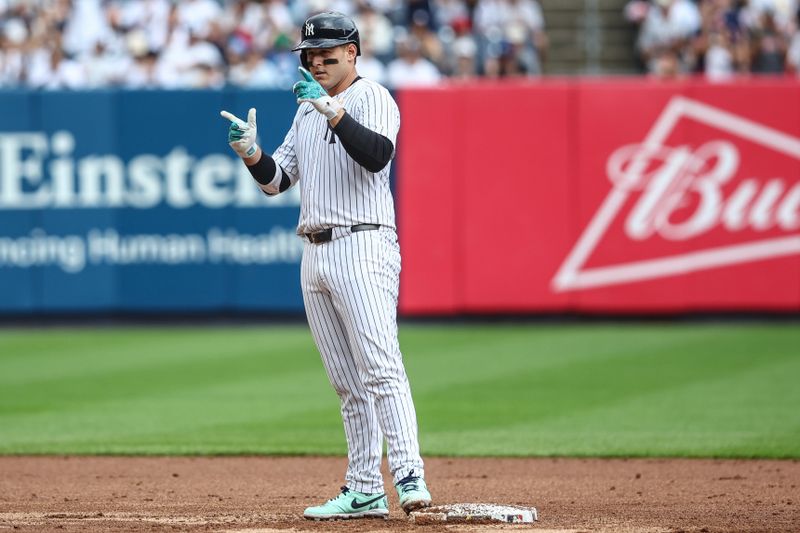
[271,77,400,235]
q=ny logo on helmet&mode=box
[305,22,314,36]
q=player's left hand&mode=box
[293,67,343,120]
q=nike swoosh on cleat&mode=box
[350,494,385,509]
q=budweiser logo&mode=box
[553,96,800,292]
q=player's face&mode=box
[305,44,357,91]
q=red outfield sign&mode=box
[397,80,800,314]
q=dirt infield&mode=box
[0,456,797,532]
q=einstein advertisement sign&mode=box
[0,90,304,313]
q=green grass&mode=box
[0,323,798,457]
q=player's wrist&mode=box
[242,144,260,163]
[232,141,258,158]
[321,96,343,120]
[328,108,345,127]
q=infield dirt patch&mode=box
[0,456,797,532]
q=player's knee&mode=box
[362,373,405,397]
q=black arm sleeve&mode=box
[331,112,394,173]
[246,153,291,195]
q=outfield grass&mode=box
[0,323,798,457]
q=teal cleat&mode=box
[303,486,389,520]
[395,470,432,514]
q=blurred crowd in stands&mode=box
[0,0,547,89]
[1,0,798,90]
[627,0,800,79]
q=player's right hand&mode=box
[293,67,343,120]
[220,108,259,158]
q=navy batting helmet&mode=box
[293,12,361,67]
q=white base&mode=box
[410,503,538,524]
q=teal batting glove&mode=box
[228,123,244,142]
[293,67,343,120]
[220,108,259,158]
[292,67,327,100]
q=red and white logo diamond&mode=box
[553,96,800,292]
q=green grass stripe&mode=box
[0,323,797,457]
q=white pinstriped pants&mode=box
[301,226,424,494]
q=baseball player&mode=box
[220,12,431,521]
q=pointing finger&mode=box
[220,110,245,125]
[298,66,315,82]
[247,107,256,126]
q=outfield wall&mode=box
[0,90,306,313]
[0,80,798,315]
[397,78,800,314]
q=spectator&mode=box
[406,0,437,30]
[0,16,26,86]
[292,0,357,19]
[266,32,301,88]
[704,30,737,80]
[690,0,739,78]
[80,41,131,87]
[507,0,548,71]
[787,7,800,72]
[31,45,88,90]
[474,0,547,76]
[228,48,285,88]
[352,0,395,61]
[449,33,478,80]
[748,0,798,33]
[636,0,702,75]
[434,0,471,30]
[62,0,113,56]
[750,8,789,72]
[624,0,650,26]
[181,30,226,87]
[232,0,295,53]
[408,8,446,68]
[108,0,171,54]
[651,48,684,78]
[355,40,389,84]
[175,0,222,39]
[387,34,442,87]
[124,50,162,89]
